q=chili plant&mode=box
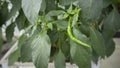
[0,0,120,68]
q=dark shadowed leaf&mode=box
[103,8,120,57]
[31,31,51,68]
[16,9,26,30]
[79,24,90,36]
[8,0,21,19]
[92,50,99,64]
[78,0,103,23]
[102,8,120,57]
[112,0,120,3]
[0,28,3,53]
[105,39,115,57]
[8,34,28,65]
[59,32,70,57]
[0,2,9,26]
[90,27,105,58]
[45,0,56,13]
[47,30,58,46]
[6,23,15,42]
[52,31,70,58]
[103,0,112,8]
[103,8,120,40]
[61,41,70,57]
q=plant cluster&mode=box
[0,0,120,68]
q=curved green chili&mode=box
[67,17,90,48]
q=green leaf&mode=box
[70,41,91,68]
[6,23,15,42]
[61,41,70,57]
[112,0,120,3]
[105,39,115,57]
[72,13,79,27]
[73,28,90,44]
[40,0,46,12]
[20,27,42,62]
[0,2,9,26]
[103,8,120,40]
[31,31,51,68]
[47,23,53,30]
[8,49,19,65]
[59,0,77,6]
[67,4,73,14]
[60,32,70,57]
[46,10,65,21]
[70,28,91,68]
[16,9,26,30]
[90,27,105,58]
[18,34,28,48]
[20,38,32,62]
[46,10,65,17]
[22,0,42,24]
[103,0,112,8]
[8,0,21,19]
[54,31,70,57]
[78,0,103,23]
[102,8,119,57]
[92,50,99,64]
[0,28,3,53]
[55,20,68,30]
[80,24,90,36]
[54,50,66,68]
[45,0,56,13]
[8,34,28,65]
[47,30,58,46]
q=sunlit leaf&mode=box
[31,31,51,68]
[22,0,42,24]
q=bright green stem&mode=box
[67,17,91,48]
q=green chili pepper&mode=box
[67,17,91,48]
